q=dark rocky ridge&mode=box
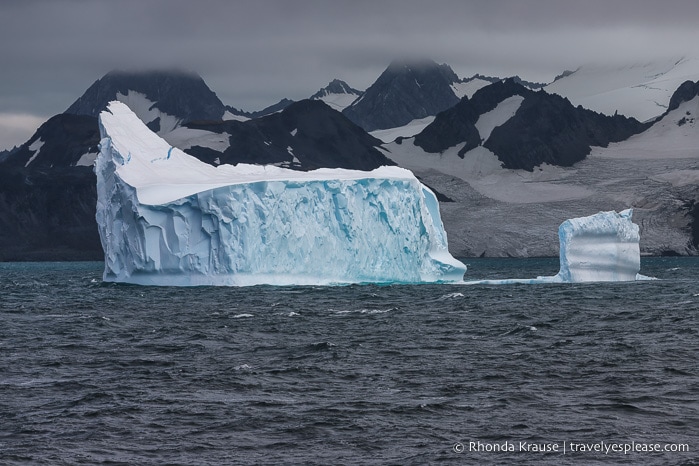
[0,167,102,261]
[187,99,392,171]
[225,98,295,120]
[666,80,699,113]
[670,80,699,248]
[343,59,461,132]
[485,91,649,170]
[66,70,227,122]
[414,79,648,171]
[2,114,100,170]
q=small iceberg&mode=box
[464,209,644,284]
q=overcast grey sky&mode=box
[1,0,698,149]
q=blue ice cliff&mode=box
[95,101,467,286]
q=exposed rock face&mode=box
[667,80,699,113]
[226,98,296,120]
[484,90,648,170]
[66,69,227,122]
[0,167,102,261]
[1,114,100,169]
[342,59,461,131]
[185,100,393,171]
[414,79,647,171]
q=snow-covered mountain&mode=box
[545,57,699,122]
[4,70,231,170]
[385,78,699,257]
[0,70,385,260]
[66,69,228,130]
[363,70,548,143]
[224,79,362,120]
[310,79,362,111]
[2,62,699,261]
[412,78,647,170]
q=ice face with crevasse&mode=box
[96,101,467,286]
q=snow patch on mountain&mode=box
[75,151,98,167]
[370,116,435,143]
[162,127,231,152]
[223,110,249,121]
[24,138,44,167]
[309,80,362,111]
[474,95,524,142]
[116,90,180,134]
[316,93,359,111]
[451,78,493,99]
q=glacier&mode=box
[95,101,467,286]
[463,209,643,285]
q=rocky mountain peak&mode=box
[65,69,227,123]
[667,80,699,113]
[342,59,461,132]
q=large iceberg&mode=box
[464,209,642,285]
[96,101,466,286]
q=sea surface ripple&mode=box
[0,258,698,465]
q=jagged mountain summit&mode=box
[352,63,548,143]
[310,79,362,111]
[342,59,462,132]
[224,79,362,121]
[66,69,227,132]
[4,69,232,170]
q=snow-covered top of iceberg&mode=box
[100,101,417,205]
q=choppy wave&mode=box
[0,258,698,465]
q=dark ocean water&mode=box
[1,258,698,465]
